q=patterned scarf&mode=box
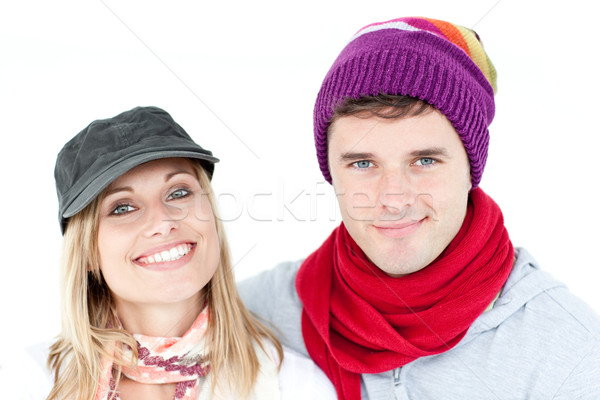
[95,306,210,400]
[296,188,514,400]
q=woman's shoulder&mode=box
[257,341,336,399]
[2,340,337,399]
[0,341,53,399]
[278,345,336,399]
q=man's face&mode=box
[328,109,472,276]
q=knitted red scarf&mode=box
[296,188,513,400]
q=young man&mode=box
[239,17,600,399]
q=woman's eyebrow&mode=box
[165,170,195,182]
[104,186,133,196]
[104,170,195,197]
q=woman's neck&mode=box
[115,294,204,337]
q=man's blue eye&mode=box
[354,160,372,168]
[416,158,435,166]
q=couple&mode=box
[9,16,600,399]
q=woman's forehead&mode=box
[107,158,196,188]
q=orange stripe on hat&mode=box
[424,18,471,57]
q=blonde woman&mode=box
[1,107,334,399]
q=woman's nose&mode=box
[143,200,185,237]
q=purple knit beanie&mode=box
[314,17,497,188]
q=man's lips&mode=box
[373,218,425,238]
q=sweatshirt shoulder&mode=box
[508,247,600,336]
[238,260,303,307]
[238,260,307,353]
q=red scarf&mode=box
[296,188,513,400]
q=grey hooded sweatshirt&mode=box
[239,248,600,399]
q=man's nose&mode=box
[377,169,415,214]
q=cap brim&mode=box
[62,151,219,219]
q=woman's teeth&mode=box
[138,244,192,264]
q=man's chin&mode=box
[368,253,428,277]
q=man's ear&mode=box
[467,169,473,192]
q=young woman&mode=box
[5,106,334,399]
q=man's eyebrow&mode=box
[409,147,450,158]
[338,148,450,162]
[338,152,376,162]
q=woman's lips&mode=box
[133,242,196,271]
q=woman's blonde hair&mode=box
[47,159,282,400]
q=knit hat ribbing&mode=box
[314,17,497,188]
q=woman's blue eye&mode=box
[169,189,189,200]
[415,158,436,166]
[112,204,135,215]
[353,160,372,168]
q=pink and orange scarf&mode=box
[95,307,210,400]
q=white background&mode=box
[1,0,599,353]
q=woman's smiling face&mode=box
[97,158,220,316]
